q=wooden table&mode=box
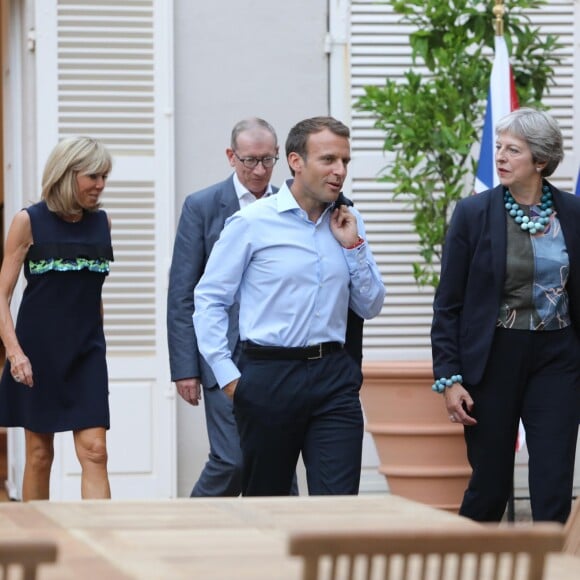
[1,495,579,579]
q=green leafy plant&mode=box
[356,0,562,288]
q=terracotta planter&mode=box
[361,360,471,511]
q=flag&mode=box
[474,35,519,193]
[475,36,526,452]
[575,167,580,196]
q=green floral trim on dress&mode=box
[29,257,110,275]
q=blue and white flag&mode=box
[474,36,519,193]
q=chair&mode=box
[289,524,564,580]
[563,498,580,555]
[0,539,58,580]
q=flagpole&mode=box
[474,0,518,191]
[493,0,505,36]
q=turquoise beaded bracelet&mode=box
[431,374,463,393]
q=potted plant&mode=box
[355,0,561,510]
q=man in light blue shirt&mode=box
[193,116,385,495]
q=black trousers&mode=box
[460,326,580,523]
[233,349,364,496]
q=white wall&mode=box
[173,1,330,199]
[172,0,330,496]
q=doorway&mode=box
[0,0,8,500]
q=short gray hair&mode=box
[230,118,277,149]
[495,108,563,177]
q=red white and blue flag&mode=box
[474,35,519,193]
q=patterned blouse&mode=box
[497,205,570,331]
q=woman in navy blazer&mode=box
[431,108,580,523]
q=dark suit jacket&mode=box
[338,193,364,366]
[167,175,275,387]
[431,182,580,386]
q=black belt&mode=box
[242,341,343,360]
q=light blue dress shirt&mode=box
[193,180,386,388]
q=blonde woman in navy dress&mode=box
[0,136,113,500]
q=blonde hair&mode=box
[41,136,112,215]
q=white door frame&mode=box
[2,0,37,501]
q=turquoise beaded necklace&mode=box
[503,184,553,235]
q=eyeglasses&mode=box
[233,152,279,169]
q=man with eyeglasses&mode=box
[167,117,281,496]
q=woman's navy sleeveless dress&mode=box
[0,201,113,433]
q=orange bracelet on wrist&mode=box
[345,236,365,250]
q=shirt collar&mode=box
[232,172,273,202]
[275,180,301,213]
[276,179,335,220]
